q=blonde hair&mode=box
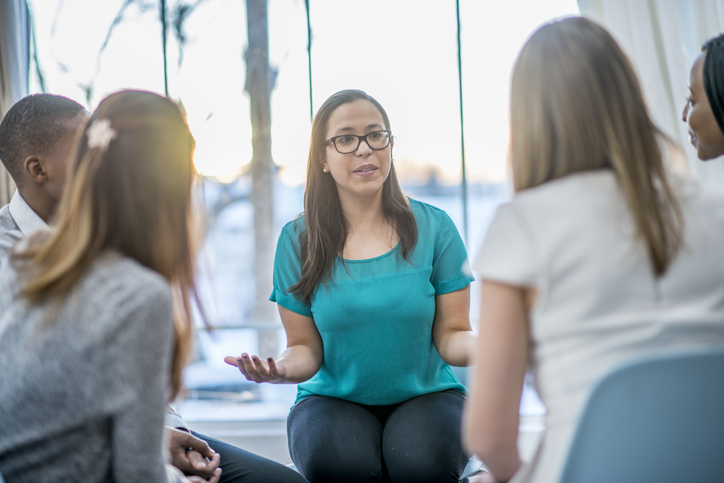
[510,17,683,277]
[14,90,198,398]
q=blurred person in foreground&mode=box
[0,89,212,482]
[0,91,224,481]
[682,32,724,161]
[464,17,724,483]
[0,90,307,483]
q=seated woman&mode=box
[463,17,724,483]
[0,90,215,482]
[226,89,476,483]
[683,32,724,160]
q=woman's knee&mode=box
[382,391,469,482]
[287,396,385,482]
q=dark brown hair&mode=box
[291,89,417,302]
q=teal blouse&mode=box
[270,199,473,405]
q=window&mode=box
[29,0,578,423]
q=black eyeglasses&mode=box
[324,130,392,154]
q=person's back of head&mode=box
[15,89,197,397]
[66,89,196,280]
[510,16,683,277]
[511,17,659,188]
[0,94,86,220]
[0,93,86,187]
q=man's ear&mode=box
[24,155,48,185]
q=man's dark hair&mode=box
[0,94,86,183]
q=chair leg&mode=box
[460,456,486,481]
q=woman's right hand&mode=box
[222,305,324,384]
[223,354,287,383]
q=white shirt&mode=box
[0,192,48,260]
[9,191,48,236]
[474,170,724,483]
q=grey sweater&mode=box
[0,251,181,482]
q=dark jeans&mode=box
[192,431,307,483]
[287,390,469,483]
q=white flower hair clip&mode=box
[87,118,117,151]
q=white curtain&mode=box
[577,0,724,187]
[0,0,30,205]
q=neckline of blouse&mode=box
[337,240,402,263]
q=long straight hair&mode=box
[290,90,417,302]
[510,17,683,277]
[14,90,198,398]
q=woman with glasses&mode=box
[682,32,724,161]
[463,18,724,483]
[226,89,476,483]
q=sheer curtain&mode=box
[0,0,30,205]
[577,0,724,187]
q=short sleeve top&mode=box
[271,199,473,405]
[472,170,724,483]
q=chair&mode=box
[558,348,724,483]
[461,456,485,481]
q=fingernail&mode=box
[241,354,248,359]
[267,357,273,362]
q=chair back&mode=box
[559,348,724,483]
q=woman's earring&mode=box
[322,167,329,173]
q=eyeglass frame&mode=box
[324,130,392,154]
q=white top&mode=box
[8,191,47,236]
[473,170,724,483]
